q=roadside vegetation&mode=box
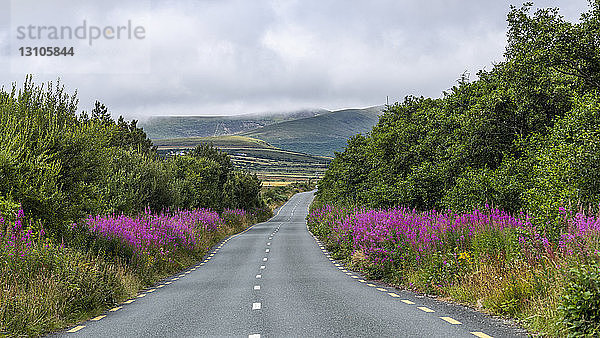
[312,3,600,336]
[262,181,317,210]
[0,78,271,336]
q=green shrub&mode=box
[560,260,600,336]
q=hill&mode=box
[139,109,328,139]
[153,136,331,186]
[240,106,383,157]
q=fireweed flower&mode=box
[308,205,600,268]
[79,208,228,263]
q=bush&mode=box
[560,260,600,336]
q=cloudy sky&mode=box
[0,0,591,119]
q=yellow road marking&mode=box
[137,294,146,298]
[376,288,387,292]
[358,280,366,283]
[351,276,359,279]
[172,278,179,281]
[200,263,205,266]
[471,332,493,338]
[67,325,85,333]
[123,299,136,304]
[345,272,353,275]
[367,283,376,287]
[109,306,122,312]
[157,285,165,288]
[388,292,401,297]
[334,264,341,267]
[147,289,156,293]
[165,281,172,285]
[91,315,106,321]
[401,299,415,304]
[440,317,462,325]
[418,306,435,313]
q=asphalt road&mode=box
[57,191,525,338]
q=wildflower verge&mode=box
[0,207,266,337]
[307,204,600,336]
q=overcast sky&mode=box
[0,0,592,119]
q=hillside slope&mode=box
[140,110,328,139]
[240,106,383,156]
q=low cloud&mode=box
[0,0,591,119]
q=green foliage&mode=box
[560,260,600,336]
[0,76,268,239]
[224,172,264,211]
[317,2,600,234]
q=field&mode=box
[153,136,331,186]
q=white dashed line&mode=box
[252,302,262,310]
[260,266,266,269]
[254,285,260,290]
[256,275,262,279]
[249,334,261,338]
[263,258,268,262]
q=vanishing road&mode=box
[58,191,525,337]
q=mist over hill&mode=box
[139,109,328,139]
[142,106,383,157]
[241,106,383,157]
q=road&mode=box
[58,191,525,337]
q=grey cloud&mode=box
[0,0,591,118]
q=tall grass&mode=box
[308,204,600,336]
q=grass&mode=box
[154,135,275,149]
